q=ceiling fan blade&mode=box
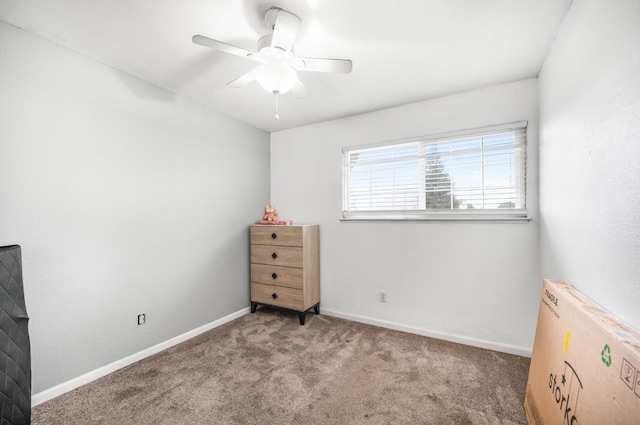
[290,77,309,98]
[296,57,353,74]
[227,69,257,88]
[270,9,301,51]
[192,35,254,59]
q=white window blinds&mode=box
[342,122,528,220]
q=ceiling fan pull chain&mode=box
[274,90,280,120]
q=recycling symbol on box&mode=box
[601,344,612,367]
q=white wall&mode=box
[271,79,540,354]
[539,0,640,330]
[0,22,270,395]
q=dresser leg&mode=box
[251,302,257,313]
[298,312,306,325]
[313,304,320,315]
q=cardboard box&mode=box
[524,279,640,425]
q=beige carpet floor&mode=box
[33,308,530,424]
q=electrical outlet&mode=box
[137,314,146,325]
[379,290,387,303]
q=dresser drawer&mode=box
[251,244,303,268]
[251,282,303,311]
[251,226,303,247]
[251,264,303,289]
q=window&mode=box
[342,122,528,221]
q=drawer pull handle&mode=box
[271,233,277,239]
[272,293,278,299]
[271,252,278,259]
[272,273,278,279]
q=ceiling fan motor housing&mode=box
[257,34,275,52]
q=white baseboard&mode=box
[32,307,250,407]
[321,308,533,358]
[33,306,531,406]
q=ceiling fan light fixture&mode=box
[255,62,297,94]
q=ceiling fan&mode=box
[192,6,352,118]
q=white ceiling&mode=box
[0,0,572,132]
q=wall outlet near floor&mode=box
[379,290,387,303]
[137,314,146,325]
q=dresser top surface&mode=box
[251,224,318,227]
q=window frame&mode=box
[341,122,530,222]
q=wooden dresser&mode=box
[250,224,319,325]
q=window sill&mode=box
[340,212,532,223]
